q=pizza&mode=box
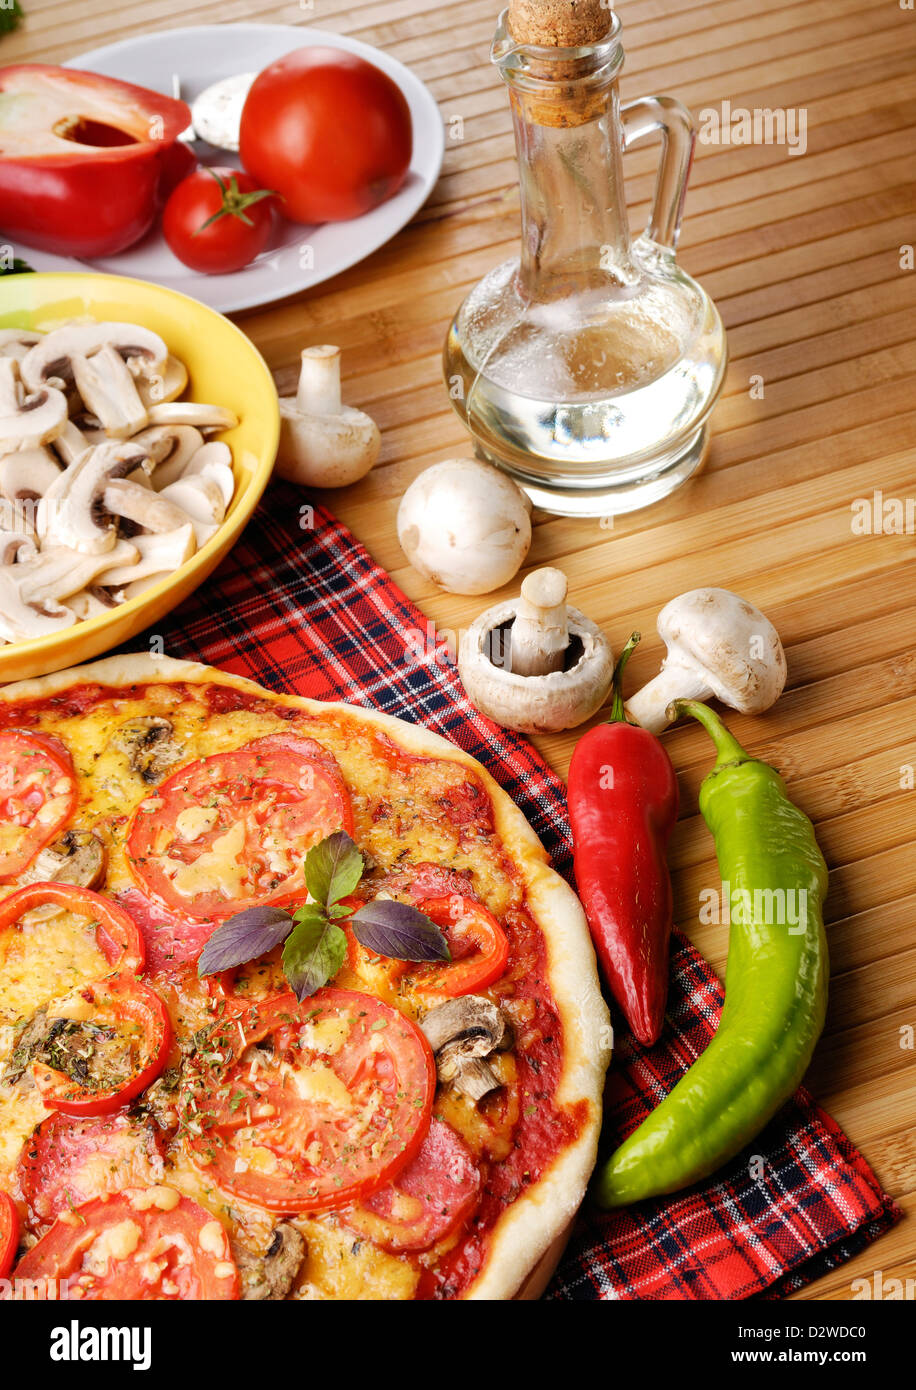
[0,654,609,1301]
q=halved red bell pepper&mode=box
[32,971,171,1116]
[0,64,191,256]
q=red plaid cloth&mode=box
[128,481,900,1300]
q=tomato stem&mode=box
[195,167,278,234]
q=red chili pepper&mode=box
[567,633,678,1046]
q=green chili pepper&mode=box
[593,699,829,1208]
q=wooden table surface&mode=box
[8,0,915,1300]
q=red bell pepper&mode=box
[32,972,171,1117]
[0,64,191,257]
[567,634,678,1046]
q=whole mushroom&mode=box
[458,566,615,732]
[397,458,531,596]
[275,345,380,488]
[624,588,787,734]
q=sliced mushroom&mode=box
[70,343,148,439]
[18,829,106,889]
[237,1225,306,1301]
[110,715,183,783]
[38,441,151,553]
[131,425,204,489]
[16,540,139,605]
[19,322,169,395]
[102,479,192,534]
[158,475,226,545]
[96,525,196,588]
[146,401,238,431]
[420,995,512,1102]
[0,526,37,566]
[51,419,92,468]
[0,446,62,503]
[0,357,68,453]
[0,329,43,362]
[66,586,121,620]
[0,570,75,641]
[0,539,140,638]
[137,355,188,407]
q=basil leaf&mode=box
[282,905,347,1001]
[351,900,450,963]
[304,830,363,912]
[198,905,292,977]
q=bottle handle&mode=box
[620,95,695,252]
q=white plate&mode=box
[20,23,445,313]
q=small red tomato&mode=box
[162,165,277,274]
[239,46,412,224]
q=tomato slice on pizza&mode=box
[0,1190,18,1279]
[126,733,353,920]
[186,987,436,1214]
[345,1117,481,1253]
[30,973,171,1117]
[408,895,509,996]
[8,1188,239,1299]
[0,730,77,883]
[17,1112,166,1232]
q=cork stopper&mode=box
[507,0,611,49]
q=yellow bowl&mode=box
[0,272,279,683]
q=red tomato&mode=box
[126,733,353,921]
[163,166,277,274]
[186,987,435,1214]
[0,882,145,985]
[0,730,77,881]
[0,1190,18,1279]
[410,895,509,996]
[31,972,171,1117]
[345,1118,480,1253]
[8,1189,239,1299]
[239,46,412,223]
[16,1111,165,1232]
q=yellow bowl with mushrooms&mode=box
[0,271,279,683]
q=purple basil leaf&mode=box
[304,830,363,911]
[198,905,292,977]
[282,905,347,1001]
[351,899,450,963]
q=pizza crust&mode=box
[0,653,610,1300]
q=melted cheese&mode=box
[299,1012,352,1056]
[0,909,110,1023]
[291,1062,354,1112]
[0,1081,46,1178]
[85,1218,143,1271]
[168,819,247,902]
[174,806,220,842]
[296,1220,419,1301]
